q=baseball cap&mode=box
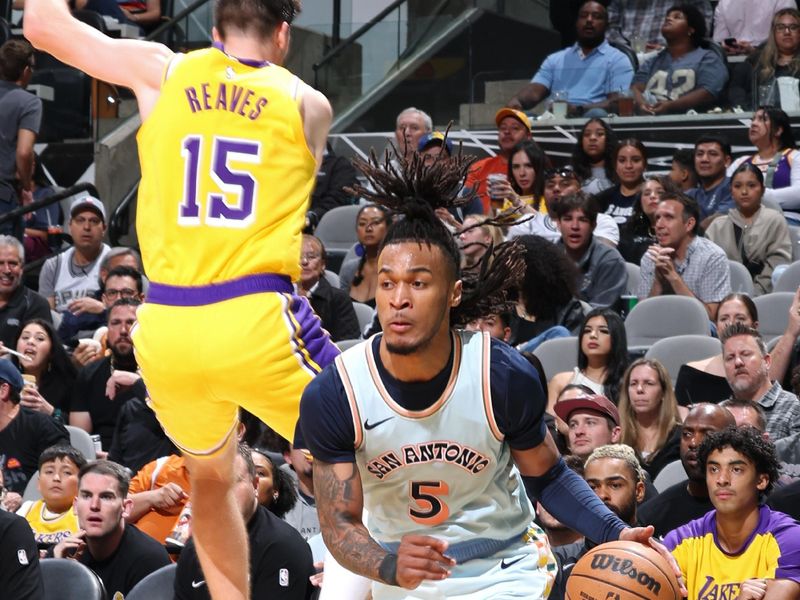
[554,394,620,426]
[70,196,106,223]
[0,360,23,393]
[418,131,453,154]
[495,108,532,132]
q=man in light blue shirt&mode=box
[509,0,633,117]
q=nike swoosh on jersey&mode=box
[191,580,206,588]
[364,416,395,430]
[500,556,525,569]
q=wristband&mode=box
[378,553,399,586]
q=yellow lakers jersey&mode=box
[23,500,80,546]
[137,47,317,286]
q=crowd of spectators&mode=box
[5,1,800,598]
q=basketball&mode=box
[566,540,680,600]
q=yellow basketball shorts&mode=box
[132,274,339,456]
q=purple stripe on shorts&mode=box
[147,274,293,306]
[290,295,340,372]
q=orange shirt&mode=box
[464,155,508,214]
[129,455,190,546]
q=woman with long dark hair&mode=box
[729,106,800,223]
[573,118,617,195]
[706,163,791,294]
[11,318,77,421]
[250,448,298,519]
[338,204,392,307]
[618,175,678,264]
[595,138,647,226]
[547,308,629,415]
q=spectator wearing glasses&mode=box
[713,0,796,56]
[0,40,41,241]
[728,8,800,110]
[38,197,111,314]
[631,5,728,115]
[339,204,392,309]
[296,235,360,342]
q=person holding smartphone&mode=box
[713,0,796,55]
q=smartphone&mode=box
[724,37,738,47]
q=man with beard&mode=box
[637,403,735,538]
[550,444,647,599]
[69,298,146,454]
[509,1,633,117]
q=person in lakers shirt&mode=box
[17,445,86,552]
[24,1,337,598]
[664,426,800,600]
[299,152,681,599]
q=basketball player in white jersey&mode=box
[299,153,684,599]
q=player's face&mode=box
[377,242,461,357]
[723,335,770,398]
[0,245,22,296]
[39,457,80,513]
[559,209,593,254]
[706,446,767,514]
[584,457,643,525]
[567,410,619,459]
[299,238,326,289]
[626,364,663,417]
[497,117,529,153]
[251,451,275,507]
[107,305,137,358]
[17,323,52,373]
[69,210,106,254]
[74,473,129,540]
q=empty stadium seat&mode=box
[351,302,374,338]
[774,261,800,293]
[644,335,722,385]
[315,206,361,272]
[125,564,176,600]
[41,559,105,600]
[727,260,755,295]
[753,292,794,343]
[625,296,709,353]
[532,337,579,382]
[624,262,641,295]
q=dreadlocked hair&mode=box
[348,137,526,326]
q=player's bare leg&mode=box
[183,435,250,600]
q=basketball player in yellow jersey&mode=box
[25,2,336,598]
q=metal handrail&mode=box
[312,0,407,87]
[109,179,139,246]
[144,0,208,42]
[0,182,98,227]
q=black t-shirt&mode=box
[0,510,43,600]
[0,407,69,493]
[298,335,547,463]
[71,357,147,450]
[0,286,51,350]
[768,479,800,522]
[674,365,732,407]
[107,397,178,473]
[636,480,713,538]
[595,184,640,226]
[174,505,315,600]
[80,524,171,599]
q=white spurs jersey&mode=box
[335,330,534,560]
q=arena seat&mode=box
[351,302,374,337]
[727,260,755,295]
[532,337,579,382]
[125,564,176,600]
[41,559,105,600]
[644,335,722,385]
[652,459,687,492]
[625,296,709,353]
[22,472,42,503]
[774,261,800,293]
[315,205,361,272]
[624,262,641,295]
[753,292,794,343]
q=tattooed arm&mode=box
[313,459,455,589]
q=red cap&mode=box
[554,394,620,426]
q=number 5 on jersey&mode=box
[179,135,261,228]
[409,481,450,526]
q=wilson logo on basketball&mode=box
[589,554,662,594]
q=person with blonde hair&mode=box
[618,358,683,479]
[457,214,505,272]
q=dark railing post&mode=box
[332,0,341,45]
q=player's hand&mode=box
[737,579,767,600]
[54,530,87,560]
[619,526,687,597]
[20,385,54,416]
[153,483,188,513]
[394,535,455,590]
[2,491,22,513]
[309,561,324,588]
[105,370,141,400]
[68,297,105,316]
